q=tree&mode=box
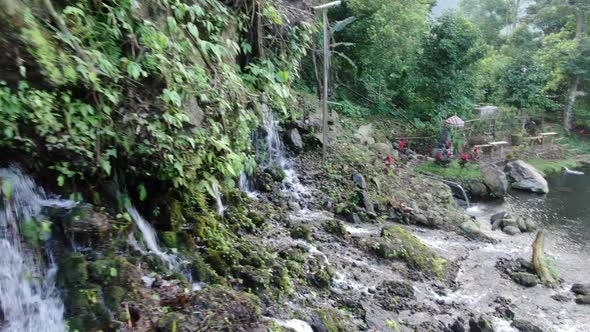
[412,12,486,123]
[460,0,512,47]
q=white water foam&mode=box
[211,182,225,217]
[0,168,75,332]
[272,319,314,332]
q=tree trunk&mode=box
[563,9,586,133]
[532,230,556,285]
[321,9,329,159]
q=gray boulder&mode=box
[372,142,393,156]
[511,272,538,287]
[352,173,366,189]
[354,124,375,145]
[469,182,489,197]
[511,320,544,332]
[481,165,508,197]
[491,218,504,231]
[287,128,303,151]
[468,316,495,332]
[503,226,521,235]
[505,160,549,194]
[571,283,590,295]
[575,296,590,305]
[502,218,518,229]
[490,211,507,224]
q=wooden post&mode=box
[313,1,341,160]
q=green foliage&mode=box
[411,12,486,122]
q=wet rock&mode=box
[551,294,570,302]
[63,206,112,245]
[449,318,466,332]
[575,295,590,305]
[359,191,375,216]
[347,212,361,224]
[494,297,515,320]
[505,160,549,194]
[511,272,538,287]
[323,219,347,238]
[571,283,590,295]
[287,128,303,151]
[375,280,415,311]
[490,211,507,224]
[469,182,489,197]
[412,213,429,226]
[460,220,485,239]
[491,218,503,231]
[516,258,534,272]
[502,226,521,235]
[501,217,518,229]
[481,164,508,197]
[511,320,544,332]
[351,173,367,189]
[468,316,494,332]
[290,225,311,241]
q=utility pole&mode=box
[313,0,341,159]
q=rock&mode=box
[460,220,489,241]
[481,165,508,197]
[412,213,429,226]
[551,294,570,302]
[516,257,534,272]
[571,283,590,295]
[372,142,393,156]
[517,218,528,232]
[354,124,375,145]
[347,212,361,224]
[511,320,544,332]
[64,205,111,245]
[575,295,590,305]
[491,218,503,231]
[511,272,538,287]
[286,128,303,151]
[501,217,518,229]
[505,160,549,194]
[490,211,507,224]
[450,318,466,332]
[359,191,375,215]
[469,182,489,197]
[185,96,204,129]
[468,316,494,332]
[524,219,537,232]
[503,226,521,235]
[351,174,366,189]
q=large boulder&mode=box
[372,142,393,156]
[503,226,521,236]
[481,165,508,197]
[351,173,366,189]
[511,272,538,287]
[286,128,303,151]
[354,124,375,145]
[505,160,549,194]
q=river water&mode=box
[417,166,590,331]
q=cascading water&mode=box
[259,105,306,200]
[211,182,225,217]
[126,204,180,271]
[0,168,76,332]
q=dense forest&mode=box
[0,0,589,331]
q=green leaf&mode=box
[1,178,13,199]
[187,22,199,39]
[57,175,65,187]
[276,71,289,83]
[138,183,147,202]
[110,267,118,277]
[127,62,142,80]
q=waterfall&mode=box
[238,172,257,198]
[259,105,306,200]
[0,168,75,332]
[126,205,180,271]
[211,182,225,217]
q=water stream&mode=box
[0,168,76,332]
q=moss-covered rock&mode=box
[323,219,347,238]
[57,254,88,287]
[314,308,348,332]
[162,231,178,248]
[157,312,187,332]
[290,225,312,241]
[310,268,333,288]
[374,226,446,277]
[104,286,126,311]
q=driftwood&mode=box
[532,230,556,285]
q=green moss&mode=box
[290,225,312,241]
[316,308,347,332]
[162,231,178,248]
[415,161,483,181]
[323,219,347,238]
[169,199,187,232]
[157,312,186,332]
[311,268,333,288]
[57,254,88,287]
[375,226,446,277]
[104,286,126,311]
